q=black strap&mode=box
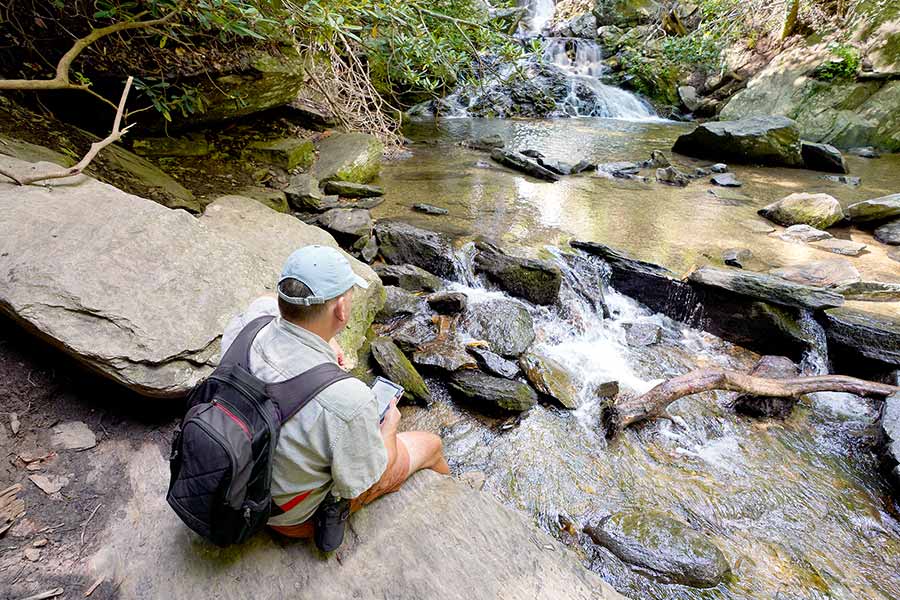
[220,315,275,369]
[268,363,353,425]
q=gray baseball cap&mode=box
[278,245,369,306]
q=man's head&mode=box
[277,245,369,339]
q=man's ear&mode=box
[334,295,349,323]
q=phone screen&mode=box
[371,377,404,420]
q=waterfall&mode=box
[522,0,556,34]
[799,309,830,376]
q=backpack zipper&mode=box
[214,401,251,440]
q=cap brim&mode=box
[352,273,370,290]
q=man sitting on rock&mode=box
[221,245,450,542]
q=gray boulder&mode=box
[758,192,844,229]
[375,221,461,279]
[552,12,597,38]
[597,161,641,178]
[656,166,690,186]
[585,511,730,587]
[770,259,861,288]
[413,203,449,215]
[375,286,423,323]
[317,208,373,248]
[678,85,700,112]
[801,141,849,174]
[878,393,900,495]
[775,224,833,243]
[374,264,443,293]
[462,134,505,152]
[313,132,384,184]
[235,187,289,214]
[519,352,579,409]
[875,220,900,245]
[672,116,804,167]
[448,370,538,414]
[807,238,868,257]
[426,291,468,315]
[284,173,325,211]
[460,299,536,357]
[688,267,844,310]
[474,241,562,305]
[385,316,438,353]
[846,193,900,223]
[87,446,626,600]
[0,158,382,397]
[242,137,315,170]
[490,148,560,182]
[467,346,520,379]
[370,337,431,404]
[710,173,742,187]
[833,281,900,302]
[822,307,900,366]
[594,0,660,27]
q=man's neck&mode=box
[286,317,335,345]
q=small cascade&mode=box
[543,38,605,78]
[799,309,830,375]
[521,0,555,34]
[450,241,480,288]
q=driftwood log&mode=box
[0,483,25,537]
[601,368,900,440]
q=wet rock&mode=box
[371,337,431,405]
[710,173,742,187]
[284,173,324,211]
[822,175,861,186]
[467,346,520,379]
[322,181,384,198]
[710,163,729,173]
[412,339,477,373]
[848,146,880,159]
[774,224,833,243]
[448,370,538,414]
[722,248,752,268]
[374,264,443,293]
[623,322,662,346]
[571,159,596,174]
[460,299,536,357]
[317,208,373,248]
[490,148,560,182]
[551,12,597,38]
[597,161,641,178]
[801,141,849,174]
[770,259,861,288]
[356,235,379,264]
[847,194,900,223]
[375,220,460,279]
[875,220,900,245]
[878,392,900,494]
[733,356,800,418]
[462,134,505,152]
[656,166,690,186]
[891,247,900,263]
[521,149,544,159]
[823,307,900,366]
[313,132,383,184]
[594,0,660,28]
[427,291,468,315]
[758,192,844,229]
[594,380,620,398]
[808,238,868,257]
[539,159,574,176]
[585,511,730,587]
[0,161,382,396]
[243,138,315,170]
[648,150,671,168]
[688,267,844,310]
[375,286,423,323]
[740,219,775,233]
[672,116,803,167]
[132,133,210,157]
[413,203,449,215]
[473,241,562,305]
[50,421,96,451]
[519,352,579,409]
[834,281,900,302]
[678,85,700,112]
[386,316,437,353]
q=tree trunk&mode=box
[781,0,801,40]
[601,368,899,440]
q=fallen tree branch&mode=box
[0,10,179,93]
[0,76,134,186]
[601,368,900,440]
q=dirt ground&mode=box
[0,315,181,600]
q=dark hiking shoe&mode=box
[314,494,351,552]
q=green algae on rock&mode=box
[314,132,384,184]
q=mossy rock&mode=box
[519,352,579,409]
[448,369,538,414]
[235,187,290,213]
[371,337,431,404]
[313,132,384,184]
[243,138,315,170]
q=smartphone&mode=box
[371,376,404,421]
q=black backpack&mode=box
[166,315,351,547]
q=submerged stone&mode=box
[490,148,560,182]
[710,173,742,187]
[519,352,579,409]
[413,203,449,215]
[585,511,730,587]
[473,241,562,305]
[774,224,832,243]
[847,194,900,223]
[801,141,849,174]
[322,180,384,198]
[770,259,861,288]
[722,248,752,268]
[132,133,210,157]
[758,192,844,229]
[808,238,868,257]
[462,134,505,152]
[448,370,538,414]
[822,175,861,186]
[623,322,663,346]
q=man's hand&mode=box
[329,337,346,368]
[380,398,401,432]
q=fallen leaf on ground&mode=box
[29,474,69,495]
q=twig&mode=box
[17,589,64,600]
[0,77,135,186]
[80,503,102,546]
[83,576,104,597]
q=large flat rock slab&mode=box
[0,157,382,397]
[89,443,626,600]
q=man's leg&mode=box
[397,431,450,476]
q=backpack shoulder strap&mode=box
[220,315,275,369]
[267,363,354,425]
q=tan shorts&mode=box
[269,438,411,539]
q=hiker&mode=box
[220,244,450,541]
